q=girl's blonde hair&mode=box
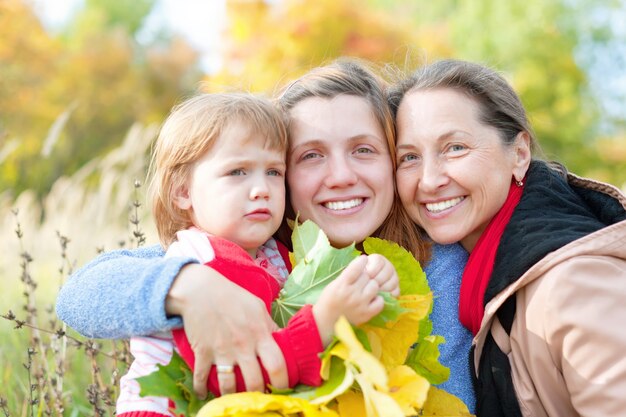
[276,58,430,262]
[149,93,288,247]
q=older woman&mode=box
[390,59,626,417]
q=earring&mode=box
[515,178,524,187]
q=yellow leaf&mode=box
[336,390,367,416]
[364,293,433,369]
[334,316,388,389]
[388,365,430,413]
[421,386,474,417]
[354,372,404,417]
[197,392,338,417]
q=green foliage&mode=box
[84,0,156,35]
[272,220,359,327]
[0,0,203,198]
[405,335,450,385]
[137,351,211,417]
[363,237,429,296]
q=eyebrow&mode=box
[397,130,471,149]
[290,133,385,150]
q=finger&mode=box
[368,294,385,315]
[216,363,237,395]
[338,256,368,285]
[365,254,385,279]
[379,272,400,296]
[193,352,212,399]
[257,337,288,389]
[236,353,265,392]
[362,279,381,302]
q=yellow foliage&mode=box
[197,392,337,417]
[364,293,432,369]
[421,386,473,416]
[388,365,430,413]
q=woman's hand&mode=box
[165,263,288,398]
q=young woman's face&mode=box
[395,88,528,251]
[286,95,394,248]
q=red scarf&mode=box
[459,180,525,335]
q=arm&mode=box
[544,256,626,416]
[173,254,385,395]
[55,245,195,338]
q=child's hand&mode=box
[312,256,383,345]
[365,254,400,297]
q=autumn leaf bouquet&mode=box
[139,221,473,417]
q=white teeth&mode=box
[324,198,363,211]
[425,197,464,213]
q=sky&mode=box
[33,0,227,73]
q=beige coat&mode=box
[474,174,626,417]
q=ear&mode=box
[512,131,532,182]
[172,183,192,210]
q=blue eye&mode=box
[267,169,283,177]
[301,152,322,161]
[400,153,419,162]
[448,144,466,152]
[228,169,245,176]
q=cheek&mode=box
[395,172,416,203]
[287,169,309,213]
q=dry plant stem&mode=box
[130,180,146,248]
[23,348,38,417]
[13,211,46,417]
[0,396,10,417]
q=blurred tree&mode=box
[0,0,203,198]
[212,0,624,187]
[0,0,62,189]
[208,0,422,93]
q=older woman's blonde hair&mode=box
[148,93,288,247]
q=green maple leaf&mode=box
[272,220,358,328]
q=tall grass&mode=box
[0,124,159,417]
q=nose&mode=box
[419,156,448,193]
[322,154,358,188]
[250,175,270,200]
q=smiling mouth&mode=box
[425,197,464,213]
[323,198,364,211]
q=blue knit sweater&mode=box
[424,243,475,412]
[56,242,474,412]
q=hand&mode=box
[313,256,383,345]
[365,254,400,297]
[166,263,288,398]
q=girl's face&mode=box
[174,122,286,256]
[286,95,394,248]
[395,88,529,251]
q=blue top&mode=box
[56,242,474,412]
[425,243,474,412]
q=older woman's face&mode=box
[395,88,523,251]
[286,95,394,248]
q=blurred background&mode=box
[1,0,625,277]
[0,1,625,414]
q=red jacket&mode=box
[171,235,323,396]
